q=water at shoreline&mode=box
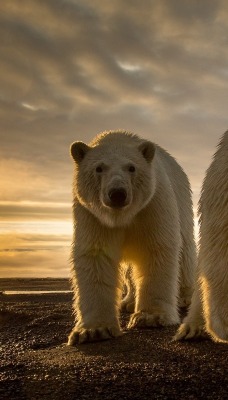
[2,290,72,295]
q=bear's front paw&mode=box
[128,311,180,329]
[173,321,206,341]
[68,326,122,345]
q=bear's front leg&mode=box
[128,244,180,329]
[173,281,206,341]
[68,247,123,345]
[201,273,228,343]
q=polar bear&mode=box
[174,131,228,343]
[68,130,196,344]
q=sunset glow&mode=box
[0,1,227,277]
[0,220,72,278]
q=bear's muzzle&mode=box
[108,188,128,208]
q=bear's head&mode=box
[70,131,156,227]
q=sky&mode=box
[0,0,227,278]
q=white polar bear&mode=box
[174,131,228,343]
[68,130,196,345]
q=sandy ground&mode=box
[0,282,227,400]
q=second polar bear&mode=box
[174,131,228,343]
[68,130,196,344]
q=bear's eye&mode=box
[96,165,103,173]
[128,165,136,173]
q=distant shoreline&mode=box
[0,277,70,292]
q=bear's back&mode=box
[199,131,228,228]
[90,130,141,147]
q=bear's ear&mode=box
[138,141,156,163]
[70,141,90,163]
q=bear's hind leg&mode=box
[120,264,135,313]
[178,234,197,308]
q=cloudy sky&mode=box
[0,0,227,278]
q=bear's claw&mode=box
[173,322,206,341]
[68,326,122,345]
[128,311,179,329]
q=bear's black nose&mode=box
[108,188,127,208]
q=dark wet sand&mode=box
[0,280,227,400]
